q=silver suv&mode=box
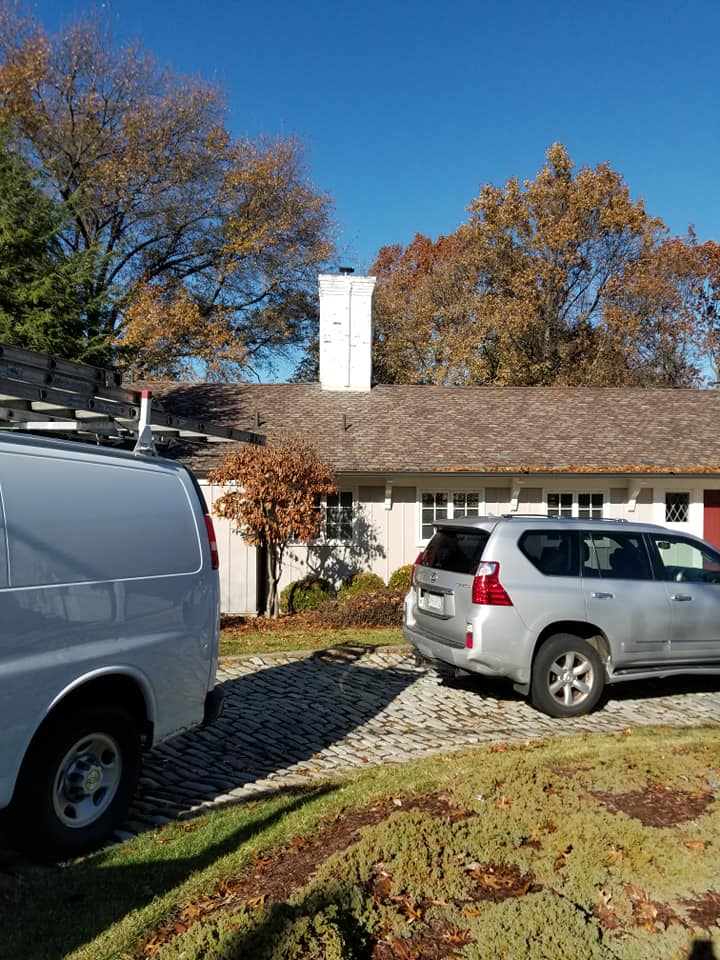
[404,516,720,717]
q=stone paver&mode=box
[125,647,720,833]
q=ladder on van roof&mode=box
[0,342,264,453]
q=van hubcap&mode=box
[548,652,594,707]
[53,734,122,828]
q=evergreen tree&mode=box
[0,135,106,362]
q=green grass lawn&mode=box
[3,728,719,960]
[219,615,404,657]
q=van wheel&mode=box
[11,704,141,860]
[531,634,604,718]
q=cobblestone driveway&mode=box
[122,647,720,838]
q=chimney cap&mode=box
[338,265,355,275]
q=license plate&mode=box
[424,591,443,613]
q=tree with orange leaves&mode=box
[209,438,336,618]
[372,144,720,387]
[0,4,334,377]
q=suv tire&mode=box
[531,634,605,718]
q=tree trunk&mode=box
[265,547,280,618]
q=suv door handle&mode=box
[591,591,614,599]
[670,594,693,601]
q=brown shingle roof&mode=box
[146,382,720,476]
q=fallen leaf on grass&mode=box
[252,852,271,870]
[287,835,310,854]
[386,937,421,960]
[519,836,542,850]
[594,885,622,931]
[553,845,573,872]
[442,925,474,946]
[624,884,683,932]
[604,845,629,866]
[391,895,424,922]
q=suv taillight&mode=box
[410,551,425,586]
[204,515,219,570]
[471,562,512,605]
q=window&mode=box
[547,492,604,519]
[421,528,489,574]
[325,491,353,541]
[519,530,579,577]
[578,493,604,519]
[665,492,690,523]
[651,534,720,584]
[421,492,448,540]
[452,492,480,519]
[582,532,653,581]
[420,491,482,540]
[547,493,573,518]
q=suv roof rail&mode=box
[435,514,500,523]
[499,514,628,522]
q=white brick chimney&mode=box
[318,271,376,391]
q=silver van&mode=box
[404,516,720,718]
[0,434,222,857]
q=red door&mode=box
[703,490,720,548]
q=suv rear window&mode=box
[421,528,488,574]
[519,530,579,577]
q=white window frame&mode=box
[545,490,607,519]
[316,489,355,544]
[661,489,693,533]
[418,490,484,544]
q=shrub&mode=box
[337,571,386,604]
[313,589,404,628]
[387,564,413,591]
[280,577,334,614]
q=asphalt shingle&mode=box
[146,382,720,476]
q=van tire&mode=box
[531,633,604,718]
[11,704,141,860]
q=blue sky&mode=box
[32,0,720,274]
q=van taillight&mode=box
[471,562,512,605]
[204,515,219,570]
[411,551,425,586]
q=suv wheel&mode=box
[531,634,604,718]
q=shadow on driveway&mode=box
[130,646,420,822]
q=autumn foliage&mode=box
[372,144,720,387]
[209,439,336,618]
[0,4,335,376]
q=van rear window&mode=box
[421,529,488,575]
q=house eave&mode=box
[327,465,720,479]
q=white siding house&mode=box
[152,272,720,615]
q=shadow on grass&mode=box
[689,941,718,960]
[0,784,338,960]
